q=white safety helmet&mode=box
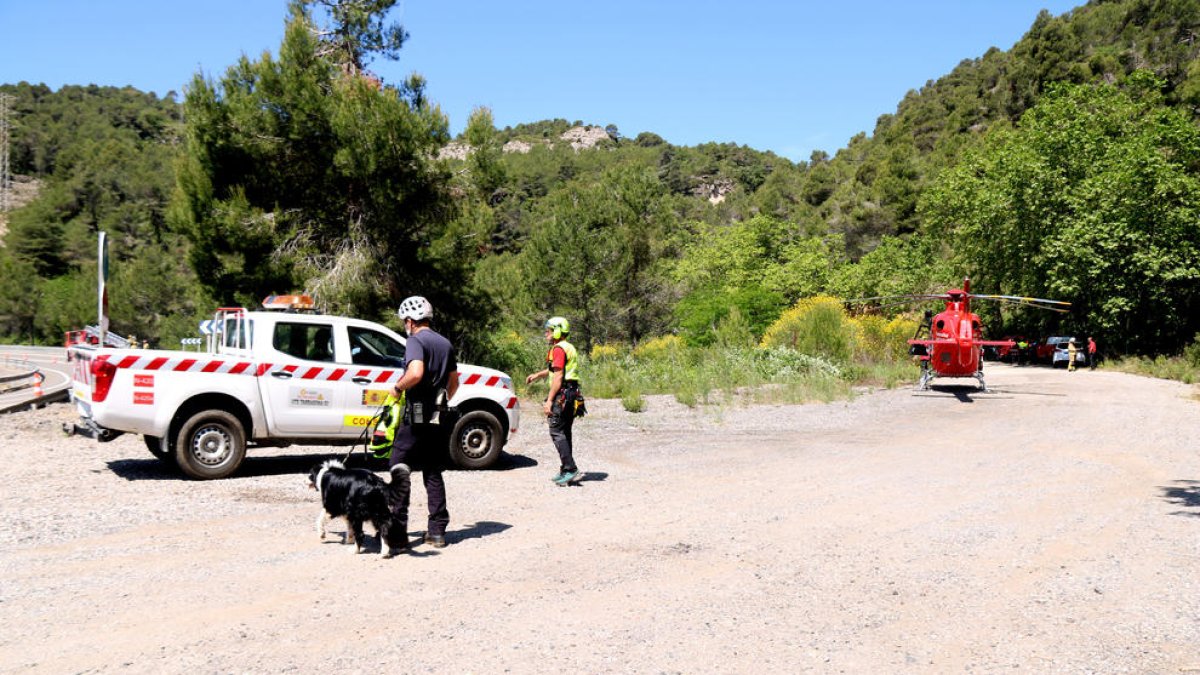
[398,296,434,322]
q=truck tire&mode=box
[174,410,246,480]
[448,410,503,469]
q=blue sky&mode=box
[0,1,1082,161]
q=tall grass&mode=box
[1109,355,1200,384]
[507,298,922,409]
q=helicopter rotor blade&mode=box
[972,294,1071,306]
[854,299,946,314]
[843,294,948,304]
[971,295,1071,313]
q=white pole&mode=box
[98,231,110,342]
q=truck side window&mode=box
[348,326,405,367]
[273,322,335,362]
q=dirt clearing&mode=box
[0,364,1197,672]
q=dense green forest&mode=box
[3,0,1200,366]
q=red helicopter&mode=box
[852,278,1070,391]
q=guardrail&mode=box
[0,361,68,413]
[0,359,38,393]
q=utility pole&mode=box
[0,93,13,214]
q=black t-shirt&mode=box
[404,328,457,408]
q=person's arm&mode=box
[526,368,548,384]
[446,370,459,400]
[544,368,563,416]
[393,359,425,394]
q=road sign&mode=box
[198,320,221,335]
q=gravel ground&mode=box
[0,363,1198,673]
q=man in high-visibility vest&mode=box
[526,316,585,486]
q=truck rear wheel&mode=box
[448,410,503,469]
[174,410,246,480]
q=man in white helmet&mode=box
[387,295,459,551]
[525,316,584,486]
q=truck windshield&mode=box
[348,326,405,367]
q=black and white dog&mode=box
[307,459,411,558]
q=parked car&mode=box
[1035,336,1071,364]
[1051,338,1086,368]
[996,335,1029,363]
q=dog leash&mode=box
[341,400,388,465]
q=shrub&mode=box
[674,286,785,347]
[632,335,684,360]
[849,314,917,363]
[590,343,621,362]
[481,329,543,377]
[760,296,854,362]
[1184,333,1200,368]
[621,391,645,412]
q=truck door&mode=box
[260,320,345,435]
[342,325,407,434]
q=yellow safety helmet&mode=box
[544,316,570,340]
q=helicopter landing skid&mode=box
[915,364,935,391]
[914,366,992,393]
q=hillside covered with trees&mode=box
[2,0,1200,366]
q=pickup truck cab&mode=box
[68,301,520,479]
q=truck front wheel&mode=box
[174,410,246,480]
[448,410,503,469]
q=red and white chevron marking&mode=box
[460,372,506,388]
[108,355,398,383]
[107,355,512,391]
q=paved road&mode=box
[0,345,71,412]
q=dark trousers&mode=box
[389,423,449,536]
[548,388,578,473]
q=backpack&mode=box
[367,393,405,459]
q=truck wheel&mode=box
[448,410,502,469]
[174,410,246,480]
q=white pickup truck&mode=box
[66,303,520,479]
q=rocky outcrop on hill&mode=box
[558,125,611,151]
[438,125,611,161]
[502,140,533,154]
[0,175,42,240]
[693,177,736,205]
[437,142,471,161]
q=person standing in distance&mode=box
[525,316,583,486]
[389,296,459,552]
